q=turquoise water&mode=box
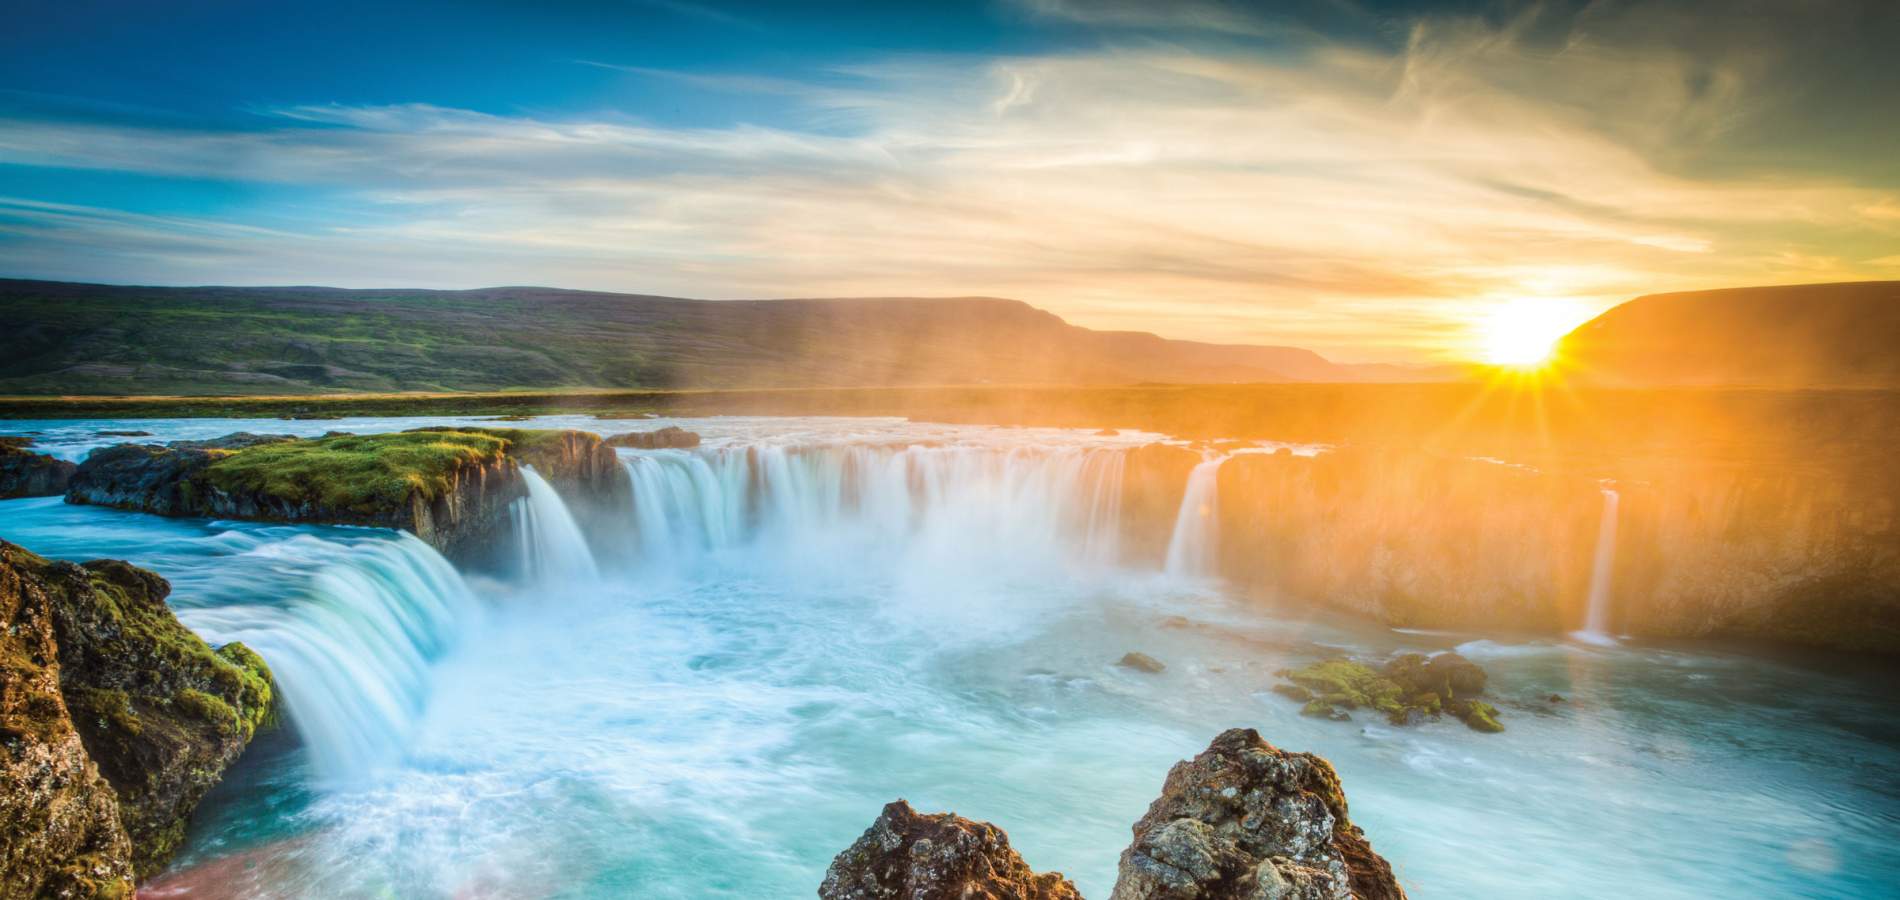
[3,416,1897,898]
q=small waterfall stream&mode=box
[1164,454,1228,577]
[1575,486,1620,644]
[511,467,600,582]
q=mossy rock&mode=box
[1280,654,1501,734]
[202,429,514,513]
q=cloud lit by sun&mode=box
[1478,299,1591,367]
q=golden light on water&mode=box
[1478,298,1590,367]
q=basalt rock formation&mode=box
[819,800,1083,900]
[821,729,1403,900]
[65,428,626,564]
[0,541,275,893]
[0,442,78,499]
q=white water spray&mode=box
[512,467,600,583]
[176,533,480,782]
[1164,454,1227,578]
[615,443,1128,579]
[1575,486,1620,644]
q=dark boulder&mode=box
[606,426,701,450]
[0,444,77,499]
[66,443,217,515]
[163,432,299,452]
[819,800,1083,900]
[1111,728,1405,900]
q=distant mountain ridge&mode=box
[0,279,1439,395]
[1556,281,1900,388]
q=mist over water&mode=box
[3,416,1897,899]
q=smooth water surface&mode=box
[2,416,1895,899]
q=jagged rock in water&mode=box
[605,426,701,449]
[0,544,137,898]
[2,543,272,890]
[1111,728,1404,900]
[819,800,1083,900]
[0,443,77,499]
[1119,652,1167,674]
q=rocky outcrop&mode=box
[819,800,1083,900]
[0,545,135,898]
[1112,729,1404,900]
[1,541,274,893]
[1,443,78,499]
[65,429,627,565]
[821,730,1403,900]
[1194,446,1900,653]
[1277,655,1500,732]
[605,426,701,449]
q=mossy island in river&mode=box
[1274,652,1504,732]
[65,427,627,563]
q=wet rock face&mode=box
[0,443,78,499]
[819,800,1083,900]
[1111,728,1404,900]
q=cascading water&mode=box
[1164,454,1227,577]
[615,443,1130,580]
[512,467,600,582]
[1574,486,1620,644]
[180,533,481,781]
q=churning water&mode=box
[3,416,1897,899]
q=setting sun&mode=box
[1480,299,1587,366]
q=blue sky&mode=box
[2,0,1896,361]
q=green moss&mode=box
[67,687,141,737]
[1457,700,1505,733]
[202,430,512,513]
[1281,655,1501,733]
[1285,659,1405,712]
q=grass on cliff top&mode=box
[204,430,514,512]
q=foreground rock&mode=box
[819,800,1083,900]
[1277,654,1500,732]
[65,428,625,563]
[0,442,77,499]
[0,546,135,898]
[1113,728,1404,899]
[1,541,274,892]
[822,730,1403,899]
[605,426,701,449]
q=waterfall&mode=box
[175,533,480,782]
[1164,455,1227,578]
[1575,487,1620,644]
[511,467,600,583]
[613,443,1128,577]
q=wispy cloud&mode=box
[1,4,1895,361]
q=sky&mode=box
[1,0,1896,363]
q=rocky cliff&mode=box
[820,728,1404,899]
[65,428,626,565]
[0,541,274,893]
[1115,443,1900,653]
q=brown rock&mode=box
[819,800,1083,900]
[1110,728,1404,900]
